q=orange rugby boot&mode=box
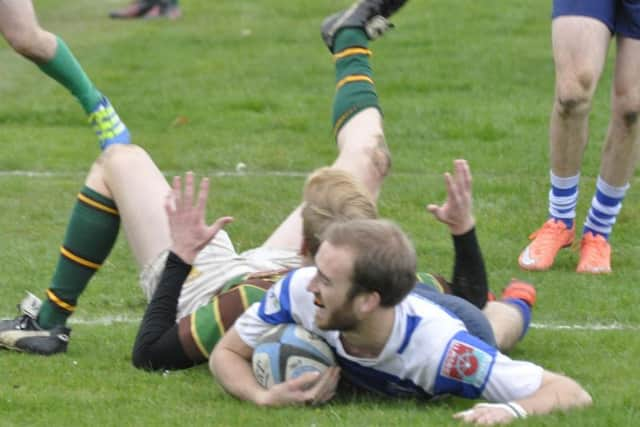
[576,232,611,274]
[518,219,575,271]
[501,279,536,307]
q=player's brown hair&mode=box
[301,167,377,259]
[322,219,417,307]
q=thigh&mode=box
[261,204,303,252]
[333,107,387,200]
[95,145,173,268]
[552,15,611,90]
[613,36,640,97]
[413,284,496,347]
[0,0,37,36]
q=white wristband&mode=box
[475,402,528,419]
[505,402,528,419]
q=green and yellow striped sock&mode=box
[37,187,120,329]
[331,28,381,135]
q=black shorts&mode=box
[553,0,640,39]
[413,283,496,347]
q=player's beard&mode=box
[315,298,359,331]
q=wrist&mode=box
[449,218,475,236]
[170,245,198,265]
[505,401,528,419]
[475,402,528,419]
[254,388,272,407]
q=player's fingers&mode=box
[196,177,210,214]
[324,367,340,390]
[287,371,321,392]
[452,409,475,420]
[444,172,457,199]
[458,159,472,194]
[164,189,176,216]
[171,175,182,207]
[312,367,340,404]
[426,204,444,221]
[445,172,463,206]
[205,216,234,242]
[184,171,194,207]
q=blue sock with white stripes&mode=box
[583,176,629,240]
[548,171,579,229]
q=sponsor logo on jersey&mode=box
[441,339,491,388]
[184,267,202,284]
[263,286,281,315]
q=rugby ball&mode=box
[252,324,335,388]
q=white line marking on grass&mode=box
[530,322,639,331]
[69,315,141,325]
[65,315,640,331]
[0,170,309,178]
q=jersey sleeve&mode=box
[433,330,498,398]
[233,267,316,348]
[480,353,544,402]
[432,330,544,401]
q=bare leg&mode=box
[550,17,610,176]
[0,0,57,61]
[261,108,389,251]
[482,302,524,353]
[598,36,640,186]
[86,145,172,268]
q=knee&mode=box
[346,133,391,178]
[366,133,391,179]
[3,26,44,58]
[99,144,148,172]
[612,92,640,129]
[555,72,596,118]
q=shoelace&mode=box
[582,238,607,262]
[17,315,32,330]
[529,221,567,248]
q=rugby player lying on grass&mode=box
[210,216,592,424]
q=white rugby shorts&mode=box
[139,230,302,320]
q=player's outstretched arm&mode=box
[427,159,475,235]
[453,370,592,425]
[165,172,233,264]
[426,159,488,308]
[210,327,339,407]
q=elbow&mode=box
[564,376,593,409]
[131,343,160,371]
[575,388,593,408]
[556,374,594,411]
[131,348,153,371]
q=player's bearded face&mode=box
[309,242,359,331]
[314,293,359,331]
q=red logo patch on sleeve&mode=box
[441,339,492,388]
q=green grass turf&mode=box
[1,0,639,425]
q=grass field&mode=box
[1,0,639,425]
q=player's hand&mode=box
[165,172,233,264]
[453,403,520,425]
[427,159,475,235]
[259,367,341,407]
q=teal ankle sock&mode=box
[37,36,102,113]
